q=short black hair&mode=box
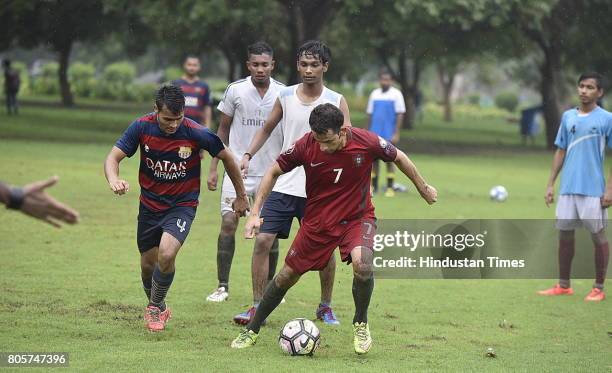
[183,55,200,63]
[2,59,11,68]
[155,84,185,115]
[248,41,273,58]
[309,103,344,135]
[379,69,392,78]
[578,72,604,90]
[297,40,331,64]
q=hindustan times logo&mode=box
[372,230,487,252]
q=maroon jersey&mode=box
[277,127,397,232]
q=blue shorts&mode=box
[260,191,306,239]
[137,203,197,253]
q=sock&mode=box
[371,173,378,193]
[558,236,575,288]
[352,276,374,324]
[594,242,609,289]
[268,238,279,282]
[387,173,395,189]
[142,277,152,300]
[247,280,288,334]
[217,234,235,291]
[150,265,175,312]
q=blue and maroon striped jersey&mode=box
[172,78,211,124]
[115,113,224,212]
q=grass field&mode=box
[0,101,610,372]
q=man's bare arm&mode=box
[208,113,233,190]
[244,162,285,238]
[393,149,437,204]
[339,96,352,127]
[240,99,283,176]
[104,146,130,195]
[545,148,566,207]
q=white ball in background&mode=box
[489,185,508,202]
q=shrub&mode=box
[69,62,96,98]
[32,62,59,95]
[467,93,480,105]
[96,62,137,101]
[164,67,182,82]
[134,83,158,103]
[494,92,519,112]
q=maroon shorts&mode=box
[285,218,376,275]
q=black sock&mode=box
[217,234,235,291]
[247,279,288,333]
[150,265,175,312]
[142,277,152,301]
[268,239,280,282]
[387,173,395,189]
[352,276,374,324]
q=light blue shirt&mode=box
[555,106,612,196]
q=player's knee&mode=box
[353,259,373,281]
[591,230,607,245]
[254,235,275,256]
[220,214,238,236]
[157,250,177,270]
[274,266,299,289]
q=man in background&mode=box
[172,56,211,126]
[541,72,611,302]
[3,59,20,115]
[367,70,406,196]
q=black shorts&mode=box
[137,203,197,253]
[259,191,306,239]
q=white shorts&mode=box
[220,174,262,216]
[555,194,608,233]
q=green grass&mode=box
[0,103,610,372]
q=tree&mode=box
[508,0,584,149]
[345,0,508,128]
[141,0,285,83]
[0,1,118,106]
[277,0,343,84]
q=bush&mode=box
[95,62,137,101]
[32,62,60,95]
[164,67,182,82]
[134,83,158,103]
[467,93,480,105]
[494,92,519,112]
[69,62,96,98]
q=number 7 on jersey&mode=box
[333,168,343,184]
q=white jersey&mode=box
[217,77,285,176]
[273,84,343,197]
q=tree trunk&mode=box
[284,2,303,85]
[397,50,413,129]
[540,51,561,149]
[279,0,340,85]
[221,48,237,83]
[437,63,456,123]
[57,43,74,107]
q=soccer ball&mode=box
[489,185,508,202]
[278,318,320,356]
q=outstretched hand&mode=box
[20,176,80,228]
